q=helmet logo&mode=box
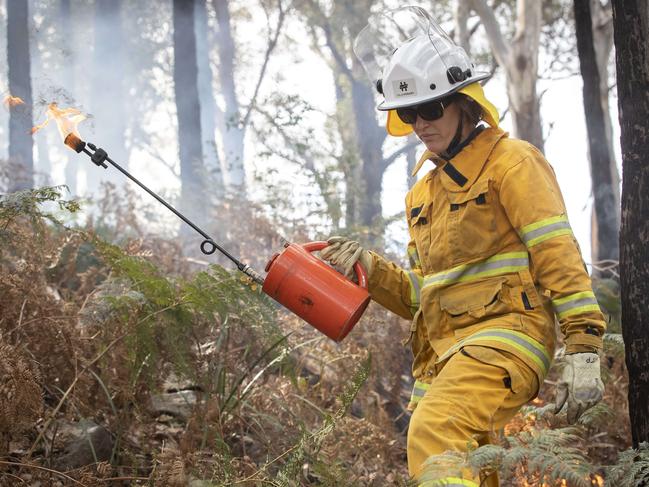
[393,78,416,97]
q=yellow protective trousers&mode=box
[408,345,538,486]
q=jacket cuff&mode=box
[565,333,603,354]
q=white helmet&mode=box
[354,6,499,136]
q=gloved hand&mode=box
[319,236,373,280]
[553,352,605,423]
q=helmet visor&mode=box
[353,6,458,87]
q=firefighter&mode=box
[320,7,606,486]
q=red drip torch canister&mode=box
[262,241,370,342]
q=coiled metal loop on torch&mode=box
[64,133,265,285]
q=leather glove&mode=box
[553,352,605,423]
[319,236,373,280]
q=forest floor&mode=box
[0,187,640,486]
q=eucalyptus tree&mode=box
[574,0,620,269]
[459,0,545,151]
[88,0,128,194]
[295,0,417,234]
[173,0,205,221]
[612,0,649,447]
[6,0,34,191]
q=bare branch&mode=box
[304,0,353,79]
[381,140,420,172]
[241,0,288,129]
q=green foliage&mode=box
[420,426,595,485]
[607,442,649,487]
[91,237,285,389]
[273,354,371,486]
[592,277,622,333]
[468,427,596,487]
[0,186,80,240]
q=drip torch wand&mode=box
[64,133,264,285]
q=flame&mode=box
[593,474,604,487]
[3,95,24,107]
[31,103,86,143]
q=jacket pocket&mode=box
[446,179,498,264]
[439,277,510,330]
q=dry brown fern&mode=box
[151,446,187,486]
[0,343,43,451]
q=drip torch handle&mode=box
[78,140,264,284]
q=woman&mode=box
[320,8,606,486]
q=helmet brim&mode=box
[384,80,499,137]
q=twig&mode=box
[98,476,150,482]
[0,472,28,484]
[6,298,29,337]
[0,461,87,486]
[241,0,288,129]
[26,332,127,457]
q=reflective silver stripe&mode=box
[519,215,573,247]
[438,328,551,375]
[553,291,601,319]
[423,252,529,288]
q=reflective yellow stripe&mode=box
[422,252,529,289]
[553,291,601,319]
[519,214,573,247]
[407,271,423,312]
[420,477,478,486]
[408,379,430,409]
[438,328,551,376]
[408,245,422,269]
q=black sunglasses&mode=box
[396,97,455,125]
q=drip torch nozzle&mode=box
[64,133,86,153]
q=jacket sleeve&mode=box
[367,198,424,320]
[499,150,606,354]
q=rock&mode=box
[150,390,197,420]
[54,420,114,470]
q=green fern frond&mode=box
[607,442,649,487]
[273,354,371,486]
[577,402,615,428]
[602,333,625,359]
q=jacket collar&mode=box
[411,127,508,191]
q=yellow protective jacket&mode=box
[368,127,606,400]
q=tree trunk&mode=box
[30,16,51,185]
[60,0,78,195]
[574,0,620,268]
[351,74,386,229]
[7,0,34,191]
[173,0,205,222]
[611,0,649,447]
[88,0,128,195]
[470,0,545,152]
[195,0,225,198]
[406,134,418,190]
[213,0,246,192]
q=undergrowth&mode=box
[1,186,644,486]
[0,186,409,485]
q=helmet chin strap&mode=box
[442,116,464,158]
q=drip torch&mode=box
[63,133,370,342]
